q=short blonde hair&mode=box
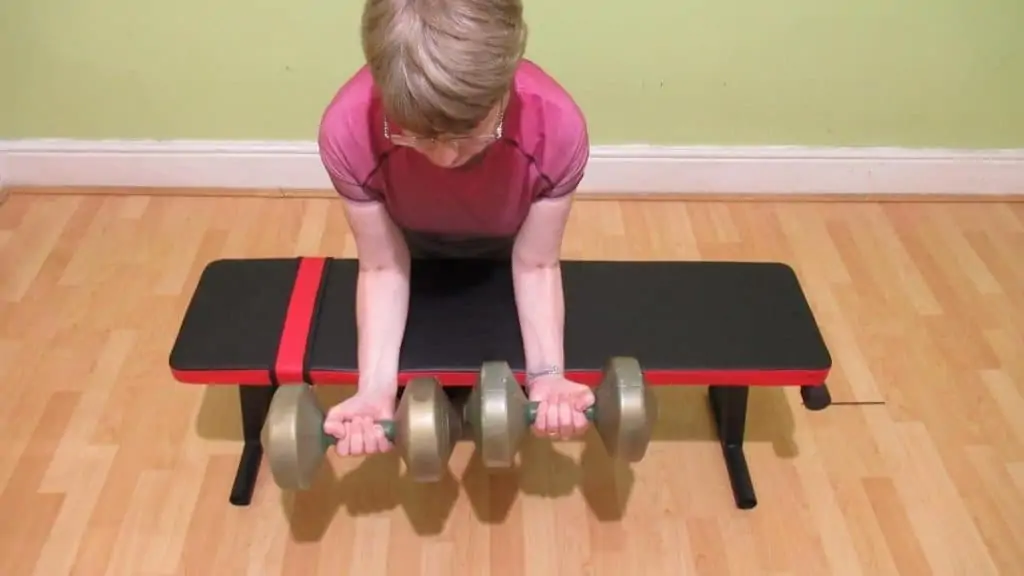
[361,0,527,137]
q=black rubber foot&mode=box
[800,384,832,411]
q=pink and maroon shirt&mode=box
[317,59,589,257]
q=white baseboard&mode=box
[1,139,1023,195]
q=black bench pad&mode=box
[169,257,831,388]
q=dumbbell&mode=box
[464,356,657,469]
[260,376,462,491]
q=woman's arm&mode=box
[511,194,574,380]
[341,199,411,396]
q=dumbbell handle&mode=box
[525,402,595,424]
[319,404,596,448]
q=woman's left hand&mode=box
[527,375,595,440]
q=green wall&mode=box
[2,0,1022,147]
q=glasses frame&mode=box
[383,101,506,150]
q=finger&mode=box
[335,423,351,456]
[546,401,561,438]
[366,421,389,454]
[558,399,574,440]
[572,390,595,436]
[572,408,588,435]
[350,432,365,455]
[373,424,391,453]
[349,418,368,455]
[361,422,381,455]
[532,401,548,436]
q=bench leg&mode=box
[230,384,277,506]
[708,385,757,510]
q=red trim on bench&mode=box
[273,257,326,383]
[170,367,830,387]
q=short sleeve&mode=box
[538,106,590,199]
[318,122,376,203]
[317,74,382,203]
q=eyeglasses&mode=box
[384,108,504,150]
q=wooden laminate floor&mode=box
[1,192,1022,575]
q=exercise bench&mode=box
[169,257,833,510]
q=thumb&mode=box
[526,384,544,403]
[323,403,356,434]
[323,417,346,438]
[325,402,356,420]
[573,388,595,410]
[375,404,396,420]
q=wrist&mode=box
[358,375,398,396]
[525,364,563,387]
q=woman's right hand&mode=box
[323,390,397,456]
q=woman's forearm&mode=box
[340,199,411,397]
[356,263,410,395]
[512,259,565,377]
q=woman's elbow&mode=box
[512,249,560,271]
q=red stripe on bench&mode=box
[273,257,326,384]
[171,367,829,387]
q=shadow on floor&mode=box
[192,383,799,539]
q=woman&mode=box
[318,0,594,457]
